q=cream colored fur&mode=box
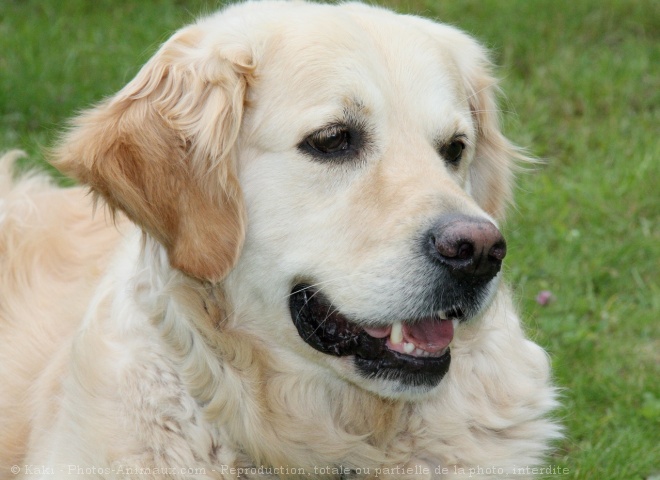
[0,2,560,479]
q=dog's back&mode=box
[0,152,125,468]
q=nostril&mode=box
[433,235,474,261]
[488,241,507,262]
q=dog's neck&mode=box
[133,237,414,470]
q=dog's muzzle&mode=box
[288,215,505,390]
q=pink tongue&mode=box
[404,318,454,352]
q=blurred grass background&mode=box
[1,1,658,478]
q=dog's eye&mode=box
[440,138,466,166]
[304,126,351,155]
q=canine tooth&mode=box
[403,342,415,354]
[439,310,448,320]
[390,321,403,345]
[452,318,459,330]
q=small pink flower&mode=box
[536,290,553,306]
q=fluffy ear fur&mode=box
[52,26,253,282]
[462,55,526,221]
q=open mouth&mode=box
[289,284,465,388]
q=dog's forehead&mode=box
[266,10,460,95]
[234,3,470,143]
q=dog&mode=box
[0,2,560,478]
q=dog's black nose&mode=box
[427,215,506,283]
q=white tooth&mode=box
[390,321,403,345]
[452,318,459,330]
[403,342,415,354]
[439,310,448,320]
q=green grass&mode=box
[1,1,658,478]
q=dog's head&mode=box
[53,2,526,398]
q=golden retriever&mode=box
[0,2,560,478]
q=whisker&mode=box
[306,304,342,342]
[469,109,514,115]
[460,81,498,106]
[286,272,362,300]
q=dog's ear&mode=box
[52,26,253,282]
[461,52,527,221]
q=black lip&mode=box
[289,284,451,388]
[354,350,451,389]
